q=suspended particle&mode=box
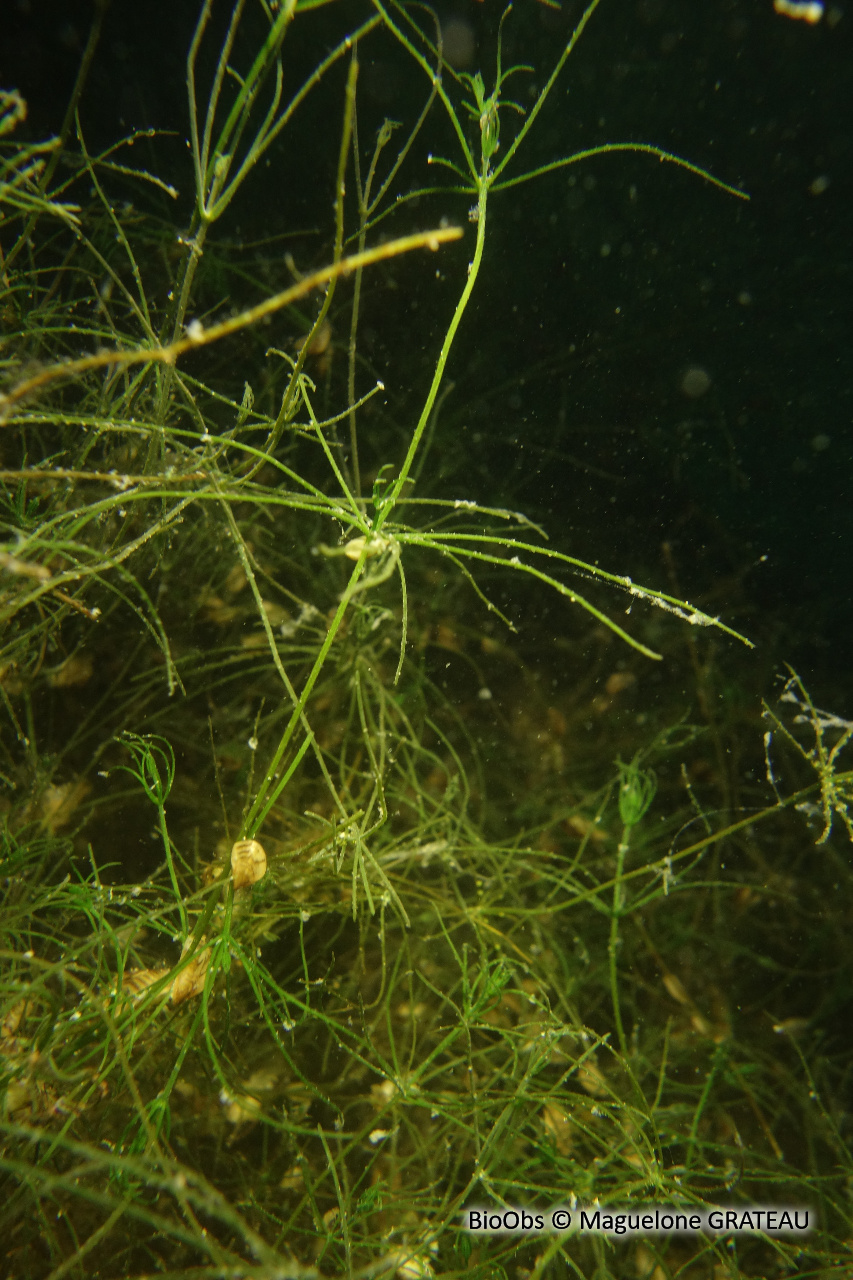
[773,0,823,21]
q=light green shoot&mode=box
[113,732,188,940]
[617,755,659,829]
[610,753,657,1053]
[459,7,531,167]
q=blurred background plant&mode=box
[2,1,852,1277]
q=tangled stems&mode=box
[240,550,372,840]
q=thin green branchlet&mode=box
[609,755,657,1056]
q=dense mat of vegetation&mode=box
[2,2,852,1276]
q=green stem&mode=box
[375,169,489,529]
[242,552,370,837]
[158,802,188,941]
[608,824,630,1056]
[347,219,368,500]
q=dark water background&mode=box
[5,0,851,713]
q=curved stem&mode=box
[376,170,488,528]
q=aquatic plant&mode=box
[2,2,852,1276]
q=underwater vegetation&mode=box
[1,1,852,1277]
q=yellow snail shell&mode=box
[230,838,267,889]
[170,940,211,1005]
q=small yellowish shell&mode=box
[344,536,369,560]
[343,533,393,560]
[170,942,211,1005]
[116,967,169,1003]
[230,838,267,889]
[661,972,691,1007]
